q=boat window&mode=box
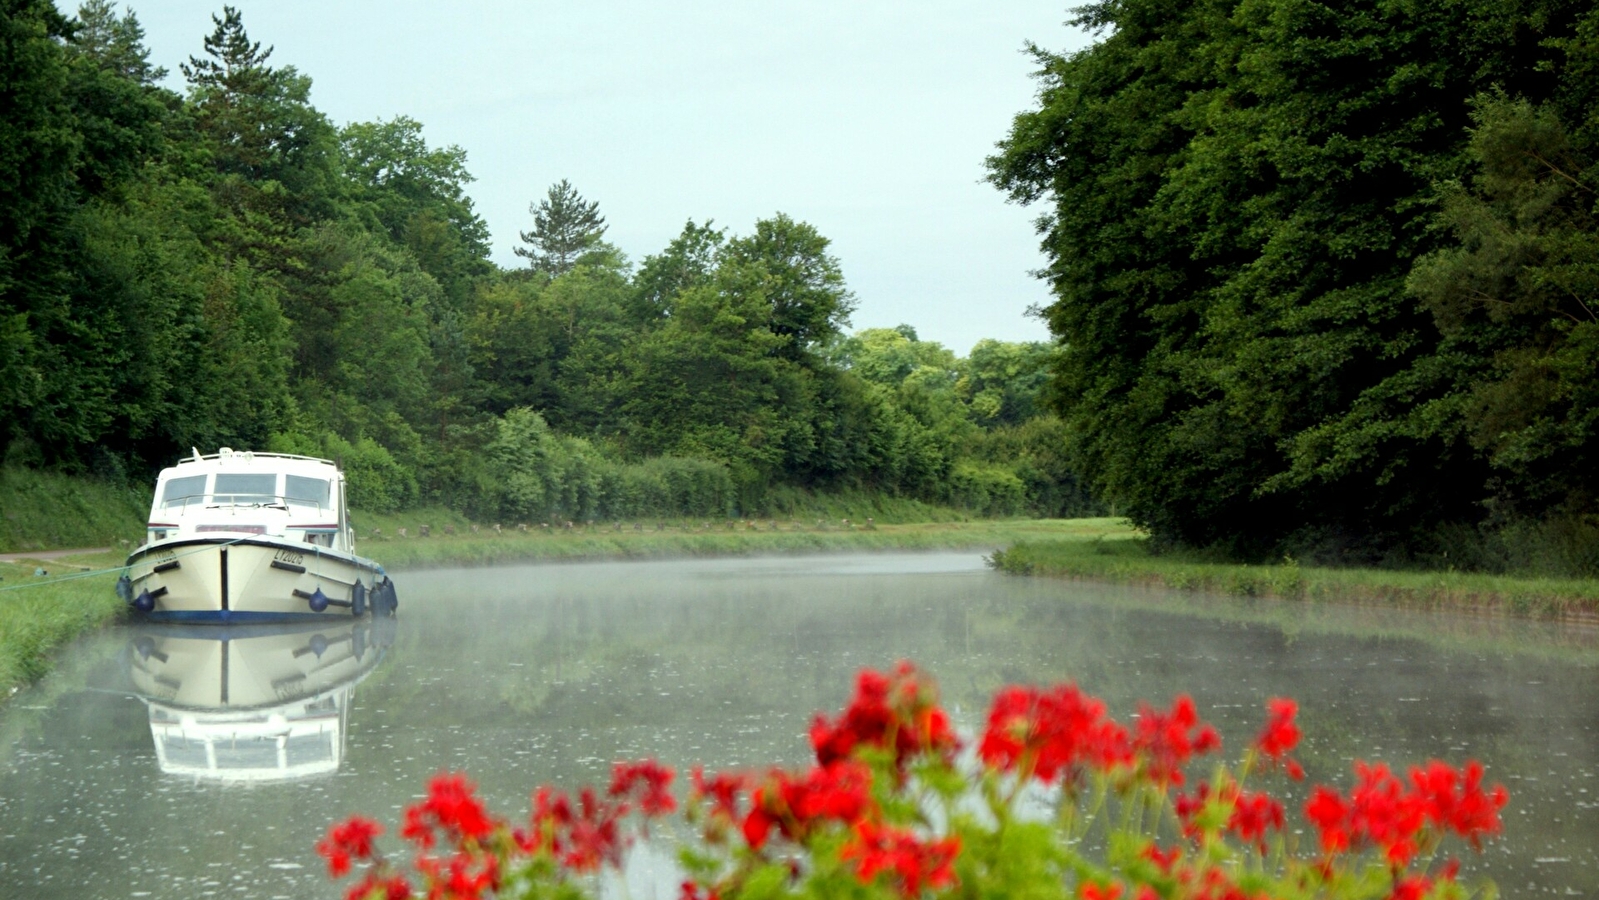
[213,473,278,505]
[160,474,208,507]
[286,731,335,766]
[214,736,281,770]
[285,475,331,509]
[160,735,209,768]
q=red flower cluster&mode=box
[1305,759,1508,867]
[521,785,627,872]
[413,851,498,900]
[1226,789,1286,853]
[402,773,497,851]
[978,683,1131,783]
[679,665,969,899]
[1173,781,1217,840]
[404,774,503,899]
[1409,760,1509,850]
[842,821,960,898]
[741,760,873,849]
[1077,881,1118,900]
[1253,698,1305,780]
[611,759,678,817]
[809,661,957,771]
[317,815,383,878]
[1132,695,1221,785]
[690,766,751,825]
[318,663,1511,900]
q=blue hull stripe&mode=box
[138,610,356,625]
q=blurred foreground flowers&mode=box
[319,662,1506,900]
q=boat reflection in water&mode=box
[125,617,396,782]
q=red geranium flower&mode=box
[690,766,751,822]
[740,760,875,849]
[342,872,412,900]
[401,773,497,851]
[841,821,960,897]
[1140,842,1180,875]
[1174,781,1221,840]
[978,683,1131,783]
[1227,790,1285,853]
[810,661,958,771]
[1132,694,1221,785]
[1078,880,1124,900]
[610,759,677,817]
[316,815,383,878]
[527,785,627,872]
[1306,784,1352,854]
[1254,698,1305,780]
[1408,759,1508,848]
[1389,874,1433,900]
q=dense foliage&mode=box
[319,663,1507,900]
[990,0,1599,569]
[0,1,1092,520]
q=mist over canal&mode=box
[1,552,1596,898]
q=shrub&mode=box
[946,461,1027,517]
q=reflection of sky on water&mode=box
[0,552,1595,898]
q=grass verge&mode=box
[0,560,125,699]
[0,466,149,553]
[990,527,1599,621]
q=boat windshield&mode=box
[284,475,331,510]
[214,473,278,505]
[160,474,208,508]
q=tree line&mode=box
[990,0,1599,573]
[0,2,1095,522]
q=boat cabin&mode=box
[147,449,355,552]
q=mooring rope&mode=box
[0,537,251,595]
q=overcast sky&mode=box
[92,1,1091,354]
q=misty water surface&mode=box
[0,552,1596,899]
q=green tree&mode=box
[515,178,607,276]
[722,213,854,360]
[632,219,724,322]
[1409,94,1599,520]
[71,0,164,83]
[958,339,1055,427]
[827,326,957,388]
[340,116,491,309]
[610,269,794,487]
[990,0,1594,557]
[181,5,337,228]
[0,0,81,452]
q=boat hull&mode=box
[125,537,389,624]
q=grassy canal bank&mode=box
[989,528,1599,622]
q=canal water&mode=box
[0,552,1595,898]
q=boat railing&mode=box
[181,450,339,466]
[159,494,333,517]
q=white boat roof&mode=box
[159,448,343,480]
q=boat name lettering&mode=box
[274,549,305,566]
[153,551,177,566]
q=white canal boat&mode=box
[119,448,396,623]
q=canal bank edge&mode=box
[990,537,1599,624]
